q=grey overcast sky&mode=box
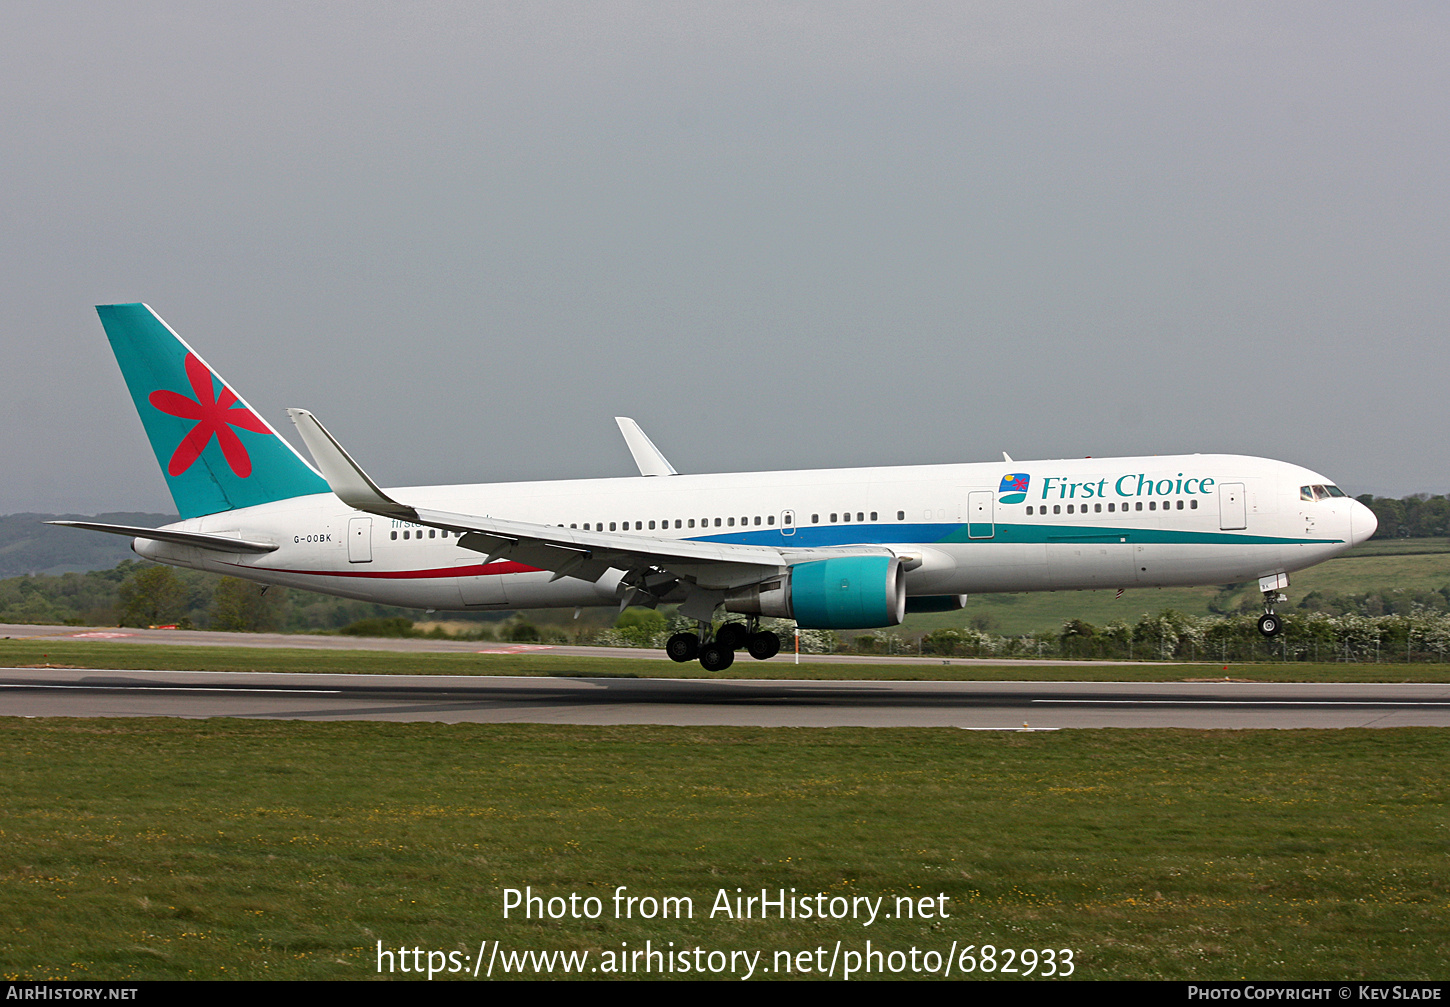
[3,2,1446,515]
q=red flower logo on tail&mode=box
[148,354,270,477]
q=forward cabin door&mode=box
[1219,483,1247,531]
[347,517,373,563]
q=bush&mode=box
[615,608,667,647]
[339,616,416,637]
[210,576,286,632]
[117,566,188,627]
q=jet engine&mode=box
[726,556,906,629]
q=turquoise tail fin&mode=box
[97,303,330,519]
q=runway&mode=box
[4,668,1449,728]
[0,622,1130,666]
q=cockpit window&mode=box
[1324,485,1346,497]
[1303,484,1348,502]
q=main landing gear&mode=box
[666,616,782,671]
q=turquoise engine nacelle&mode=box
[789,556,906,629]
[723,555,907,629]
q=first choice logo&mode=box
[1038,473,1217,501]
[998,473,1030,504]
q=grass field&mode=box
[0,719,1444,981]
[2,549,1445,983]
[2,638,1449,682]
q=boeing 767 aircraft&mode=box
[57,304,1377,670]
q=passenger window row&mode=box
[570,515,780,531]
[392,528,457,540]
[390,507,921,542]
[1025,500,1199,515]
[568,511,906,530]
[810,511,906,524]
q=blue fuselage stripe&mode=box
[684,522,1332,548]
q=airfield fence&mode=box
[590,608,1450,663]
[916,608,1450,663]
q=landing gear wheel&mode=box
[1257,613,1282,638]
[715,623,748,650]
[699,642,735,672]
[746,631,781,661]
[665,632,699,663]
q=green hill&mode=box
[0,512,176,577]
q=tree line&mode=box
[0,560,415,633]
[3,552,1447,661]
[1357,494,1450,539]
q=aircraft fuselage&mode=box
[134,453,1375,614]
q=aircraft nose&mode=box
[1350,499,1378,546]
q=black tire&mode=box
[665,632,699,663]
[699,642,735,672]
[1257,613,1282,638]
[715,623,748,650]
[746,631,781,661]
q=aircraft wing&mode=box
[287,409,893,613]
[418,506,786,591]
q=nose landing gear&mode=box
[1257,573,1290,638]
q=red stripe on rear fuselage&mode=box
[229,560,541,580]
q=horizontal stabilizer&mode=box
[48,521,278,554]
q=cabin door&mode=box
[1219,483,1247,531]
[347,517,373,563]
[967,491,995,539]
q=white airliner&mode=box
[58,304,1377,670]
